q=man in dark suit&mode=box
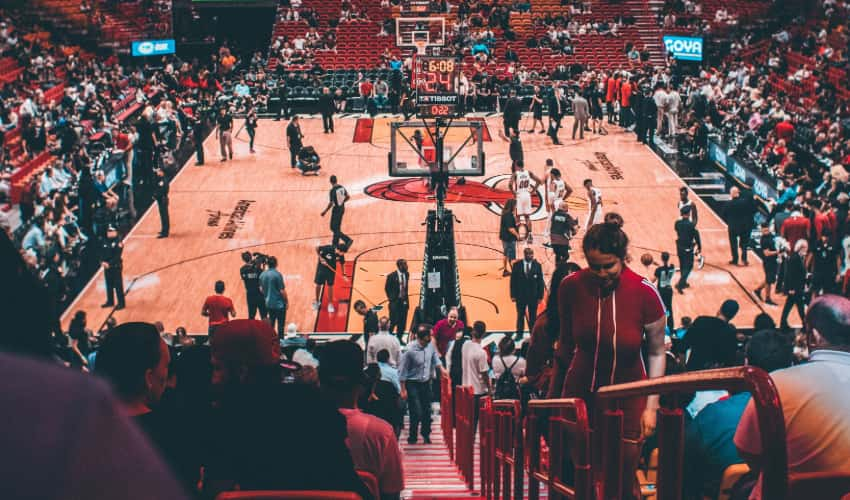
[547,87,564,145]
[352,299,378,344]
[318,87,335,133]
[384,258,410,342]
[286,116,303,169]
[510,247,545,340]
[502,89,523,138]
[725,186,756,266]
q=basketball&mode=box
[640,253,654,266]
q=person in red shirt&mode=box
[619,77,633,128]
[202,280,236,335]
[780,210,811,250]
[548,222,667,499]
[605,71,620,124]
[775,118,795,142]
[432,307,465,359]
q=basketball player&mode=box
[314,243,344,313]
[511,160,542,243]
[583,178,603,231]
[677,187,698,225]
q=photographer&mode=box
[240,251,267,320]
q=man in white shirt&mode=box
[461,321,492,433]
[367,317,401,366]
[735,295,850,498]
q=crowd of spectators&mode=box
[0,10,257,318]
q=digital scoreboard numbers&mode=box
[415,56,460,117]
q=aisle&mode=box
[401,410,482,500]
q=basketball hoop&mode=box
[414,40,428,55]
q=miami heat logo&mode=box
[365,175,587,221]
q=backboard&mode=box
[389,121,485,177]
[396,17,446,52]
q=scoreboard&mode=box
[414,56,461,117]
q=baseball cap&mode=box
[211,319,280,367]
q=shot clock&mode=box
[414,55,461,117]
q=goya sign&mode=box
[663,35,703,61]
[131,39,176,57]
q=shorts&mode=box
[516,193,533,216]
[502,240,517,260]
[315,266,336,286]
[763,260,777,284]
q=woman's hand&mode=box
[640,406,657,439]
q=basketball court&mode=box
[59,113,785,334]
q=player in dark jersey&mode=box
[240,252,266,320]
[314,244,344,314]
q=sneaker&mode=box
[312,301,320,311]
[423,436,432,444]
[407,437,417,445]
[328,303,335,313]
[765,299,778,306]
[502,270,511,277]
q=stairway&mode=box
[632,0,667,66]
[401,412,482,499]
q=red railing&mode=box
[454,385,476,491]
[469,366,787,500]
[526,399,592,500]
[440,375,454,461]
[489,399,524,500]
[594,366,786,500]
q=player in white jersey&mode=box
[677,186,698,225]
[511,160,542,243]
[583,178,603,231]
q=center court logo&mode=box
[364,176,587,221]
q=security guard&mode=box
[152,167,169,238]
[549,200,579,262]
[240,251,267,320]
[101,225,125,310]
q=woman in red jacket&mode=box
[548,222,667,499]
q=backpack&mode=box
[449,337,468,388]
[494,356,521,400]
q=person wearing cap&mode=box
[319,341,404,499]
[100,225,125,310]
[152,167,169,238]
[674,204,701,294]
[204,320,371,499]
[734,295,850,498]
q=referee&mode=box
[674,205,701,293]
[321,175,353,250]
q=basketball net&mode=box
[414,40,428,55]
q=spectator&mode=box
[95,321,200,490]
[204,319,370,498]
[201,280,236,335]
[319,341,404,499]
[367,317,402,366]
[461,320,491,430]
[735,295,850,498]
[492,335,526,394]
[683,329,793,499]
[432,306,465,359]
[399,324,446,444]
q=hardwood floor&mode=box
[61,115,782,334]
